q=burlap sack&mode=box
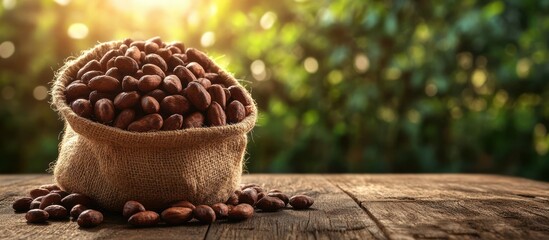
[51,41,256,212]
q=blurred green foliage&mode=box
[1,0,548,180]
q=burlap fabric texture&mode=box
[51,41,256,212]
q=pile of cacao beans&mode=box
[65,37,253,132]
[13,183,314,228]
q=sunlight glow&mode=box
[54,0,71,6]
[68,23,89,39]
[260,12,277,30]
[2,0,15,10]
[110,0,191,11]
[200,32,216,48]
[304,57,318,73]
[354,53,369,73]
[251,60,266,81]
[33,86,48,101]
[0,41,15,59]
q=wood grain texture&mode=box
[0,174,547,240]
[328,174,549,240]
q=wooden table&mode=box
[1,174,548,239]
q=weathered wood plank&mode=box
[205,174,385,240]
[1,174,548,240]
[0,175,209,240]
[329,174,549,240]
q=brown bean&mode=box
[161,95,190,115]
[26,209,49,223]
[130,40,145,51]
[61,193,94,210]
[145,53,168,72]
[114,56,139,75]
[127,114,163,132]
[123,200,146,219]
[238,188,258,206]
[228,203,254,221]
[211,203,229,219]
[185,81,211,111]
[128,211,160,227]
[173,65,196,86]
[170,200,196,209]
[208,84,226,109]
[30,188,50,199]
[162,75,182,94]
[12,197,33,212]
[193,205,216,224]
[289,195,314,210]
[70,204,88,219]
[267,192,289,206]
[156,48,172,62]
[141,96,160,114]
[183,112,204,128]
[44,205,68,219]
[125,45,141,63]
[81,70,104,84]
[105,67,122,80]
[138,75,162,92]
[71,99,93,119]
[186,62,205,78]
[39,193,62,209]
[161,207,193,225]
[94,98,115,124]
[114,91,140,109]
[225,192,239,206]
[162,114,183,131]
[100,49,122,71]
[66,82,91,102]
[186,48,212,71]
[195,78,211,89]
[227,100,246,124]
[144,42,159,54]
[77,210,103,228]
[88,75,120,92]
[113,109,136,130]
[228,85,252,106]
[145,89,167,103]
[256,196,285,212]
[207,101,226,126]
[50,190,69,198]
[142,63,166,79]
[77,60,101,79]
[89,91,116,105]
[167,55,185,71]
[122,76,139,92]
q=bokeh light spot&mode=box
[54,0,71,6]
[516,58,531,78]
[384,67,401,80]
[200,32,215,48]
[250,60,267,81]
[1,86,15,100]
[407,109,421,123]
[425,83,438,97]
[260,11,277,30]
[33,86,48,101]
[457,52,472,69]
[472,69,487,87]
[327,70,343,85]
[0,41,15,59]
[67,23,89,39]
[2,0,15,10]
[304,57,318,73]
[354,53,369,73]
